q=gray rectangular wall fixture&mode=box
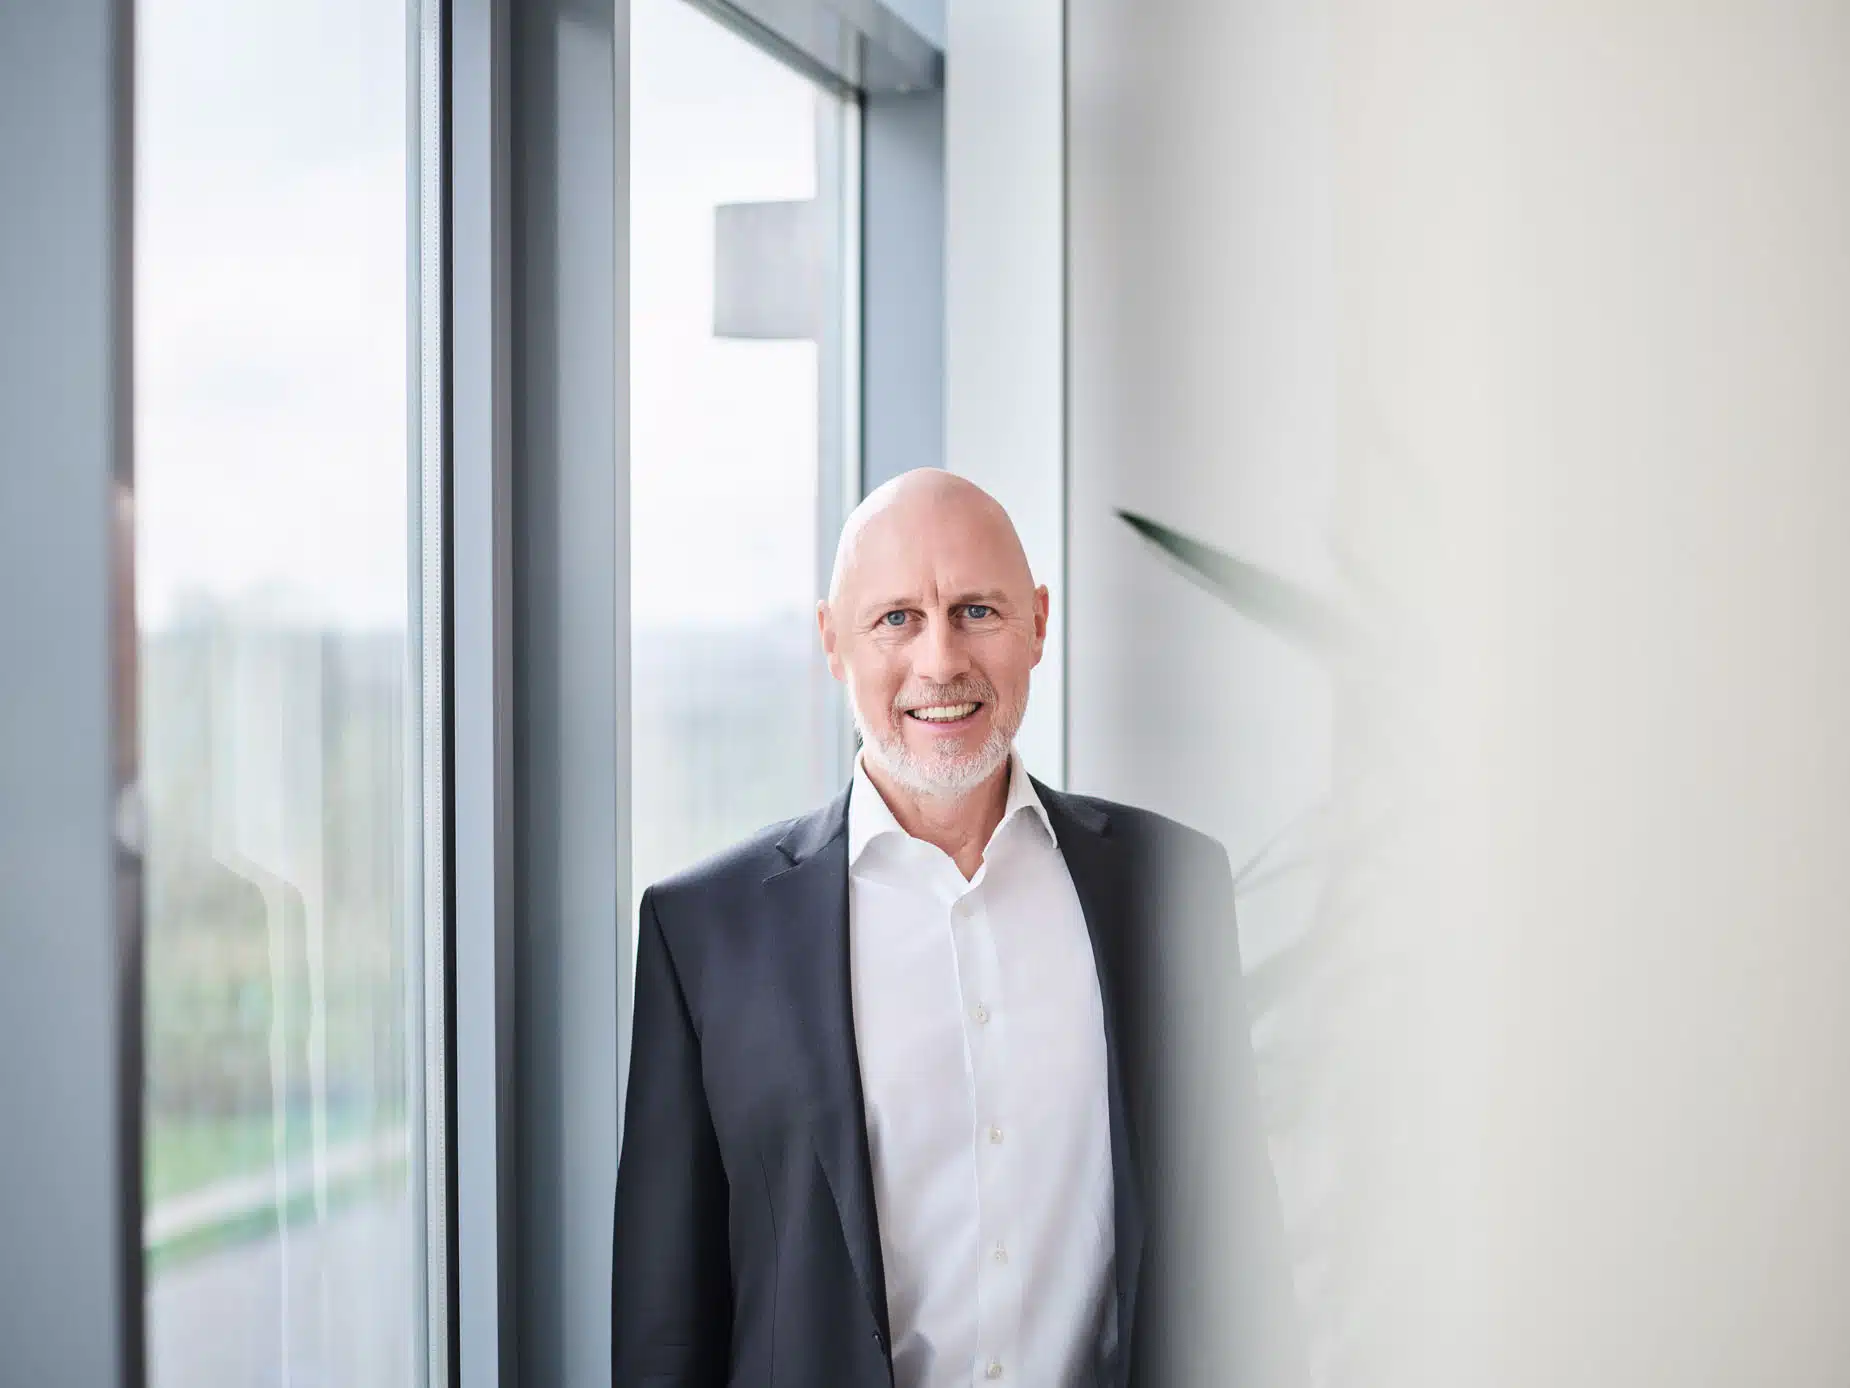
[0,1,143,1384]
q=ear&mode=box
[817,599,846,682]
[1028,584,1050,667]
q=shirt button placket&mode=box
[964,885,1012,1388]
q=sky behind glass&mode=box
[137,0,834,634]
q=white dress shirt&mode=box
[848,751,1116,1388]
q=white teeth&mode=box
[908,702,979,723]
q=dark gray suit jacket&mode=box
[611,779,1302,1387]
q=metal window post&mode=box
[0,1,144,1383]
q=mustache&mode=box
[892,678,995,712]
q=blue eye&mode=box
[880,610,908,627]
[963,604,993,620]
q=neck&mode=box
[862,755,1011,880]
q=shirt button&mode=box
[988,1125,1004,1144]
[986,1362,1004,1380]
[993,1242,1008,1263]
[973,1004,990,1025]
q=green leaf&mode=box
[1117,508,1367,661]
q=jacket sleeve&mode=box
[612,887,731,1387]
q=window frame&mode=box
[0,2,143,1382]
[0,0,943,1382]
[446,1,943,1384]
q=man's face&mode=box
[820,488,1049,797]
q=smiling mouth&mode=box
[906,702,982,724]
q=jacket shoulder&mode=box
[641,815,797,918]
[1059,790,1230,866]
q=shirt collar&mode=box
[848,748,1054,866]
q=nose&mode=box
[912,612,972,687]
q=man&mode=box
[613,470,1299,1387]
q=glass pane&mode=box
[630,0,857,911]
[135,2,432,1386]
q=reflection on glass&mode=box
[135,2,426,1385]
[630,0,856,909]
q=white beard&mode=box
[853,694,1025,799]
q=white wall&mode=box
[1066,1,1850,1385]
[1067,0,1337,942]
[1066,1,1343,1379]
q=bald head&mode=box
[818,468,1049,799]
[827,468,1034,607]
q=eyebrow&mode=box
[858,589,1011,621]
[952,590,1010,609]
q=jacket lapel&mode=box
[761,789,892,1349]
[1036,780,1147,1384]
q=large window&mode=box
[0,0,938,1378]
[630,0,860,905]
[135,2,441,1385]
